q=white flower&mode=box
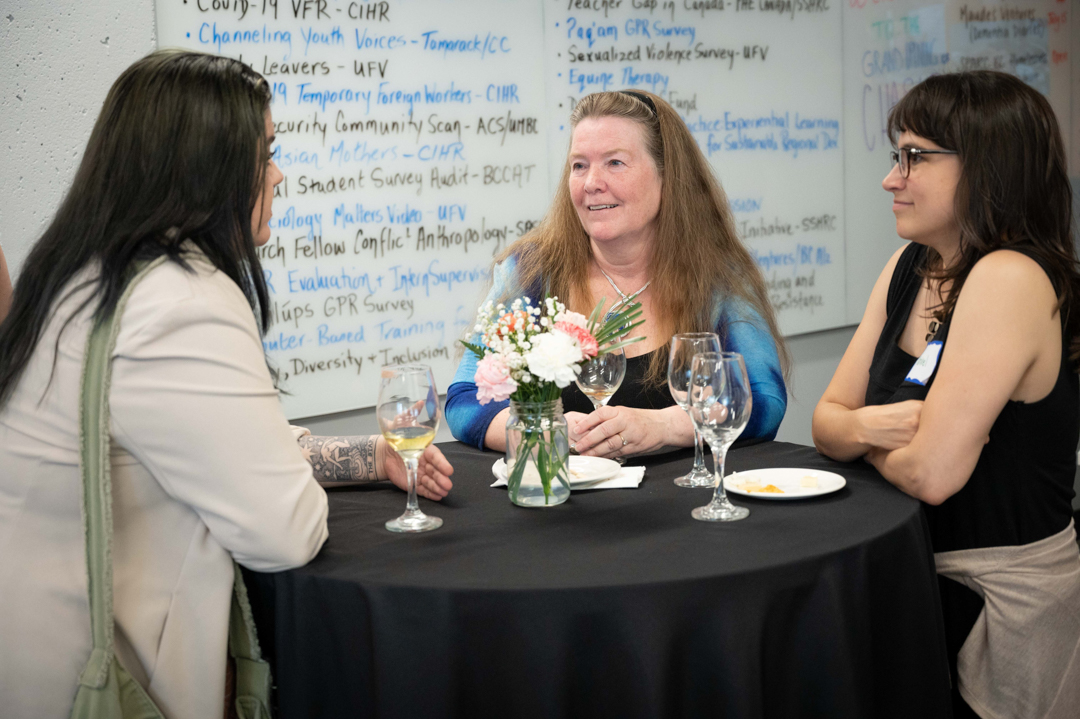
[554,310,588,329]
[521,372,532,383]
[525,332,583,388]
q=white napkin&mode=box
[490,459,645,490]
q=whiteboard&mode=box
[154,0,1071,419]
[842,0,1072,322]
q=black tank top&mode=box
[866,243,1078,552]
[561,350,675,414]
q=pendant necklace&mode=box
[924,280,940,342]
[598,266,649,334]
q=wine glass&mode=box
[575,347,626,461]
[575,347,626,410]
[376,364,443,533]
[667,332,722,487]
[688,352,752,522]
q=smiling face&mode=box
[251,111,283,247]
[882,131,962,257]
[568,116,662,249]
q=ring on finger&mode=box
[619,434,628,447]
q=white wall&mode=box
[1,1,1077,509]
[775,326,857,446]
[0,1,156,270]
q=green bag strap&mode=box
[230,564,273,719]
[76,254,273,718]
[77,256,168,689]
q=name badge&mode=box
[905,341,943,386]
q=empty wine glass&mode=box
[668,332,722,487]
[688,352,751,522]
[376,364,442,533]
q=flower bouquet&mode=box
[463,296,644,506]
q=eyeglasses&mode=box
[890,147,958,178]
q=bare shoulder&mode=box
[861,243,910,320]
[883,243,909,271]
[964,249,1057,307]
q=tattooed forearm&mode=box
[297,435,381,482]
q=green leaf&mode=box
[599,336,647,354]
[459,340,488,358]
[587,298,606,331]
[537,439,551,503]
[595,319,645,345]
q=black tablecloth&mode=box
[245,441,952,719]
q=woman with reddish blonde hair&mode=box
[447,90,788,457]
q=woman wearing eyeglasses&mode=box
[813,72,1080,718]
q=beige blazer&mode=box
[0,250,328,719]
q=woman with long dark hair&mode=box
[813,72,1080,717]
[446,90,788,455]
[0,51,451,718]
[0,244,11,321]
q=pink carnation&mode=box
[554,322,599,359]
[554,310,588,329]
[474,354,518,405]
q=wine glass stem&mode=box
[692,426,706,472]
[405,457,420,513]
[712,442,730,505]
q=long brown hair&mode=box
[496,90,789,386]
[888,71,1080,365]
[0,50,274,406]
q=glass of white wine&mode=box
[376,364,442,533]
[688,352,752,522]
[575,347,627,461]
[667,332,722,488]
[575,347,626,411]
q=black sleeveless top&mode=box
[561,350,675,414]
[866,243,1078,552]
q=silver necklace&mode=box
[598,266,649,333]
[598,266,650,311]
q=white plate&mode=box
[724,468,846,500]
[492,456,622,486]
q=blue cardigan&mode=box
[446,258,787,449]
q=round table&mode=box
[245,441,951,719]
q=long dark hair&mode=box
[0,50,273,405]
[887,71,1080,365]
[502,90,789,387]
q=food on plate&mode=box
[752,484,784,494]
[737,477,763,492]
[801,475,819,488]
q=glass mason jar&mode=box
[505,399,571,507]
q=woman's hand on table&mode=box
[377,438,455,500]
[567,405,692,459]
